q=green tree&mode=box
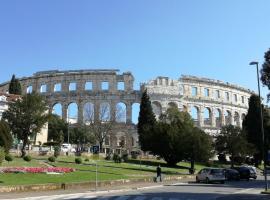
[48,114,68,144]
[2,93,48,157]
[69,126,95,149]
[8,74,22,95]
[242,94,269,166]
[0,120,13,152]
[150,107,193,166]
[138,90,156,151]
[215,125,254,168]
[185,127,213,173]
[261,48,270,100]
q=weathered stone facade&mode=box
[142,75,253,135]
[0,70,254,149]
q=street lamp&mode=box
[249,61,268,191]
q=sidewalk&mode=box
[0,176,194,199]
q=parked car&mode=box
[233,166,257,180]
[224,168,240,181]
[196,168,225,184]
[61,143,76,153]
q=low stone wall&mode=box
[0,175,194,193]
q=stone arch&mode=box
[40,84,47,93]
[152,101,162,118]
[100,102,110,121]
[67,102,78,124]
[27,85,33,93]
[204,107,211,126]
[132,103,140,124]
[214,108,222,128]
[225,110,232,125]
[191,106,199,126]
[116,102,127,123]
[83,102,94,124]
[52,103,62,118]
[234,111,240,126]
[168,102,178,109]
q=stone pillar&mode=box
[211,109,216,127]
[221,109,225,126]
[78,101,84,124]
[62,103,68,121]
[111,102,116,122]
[199,106,204,127]
[94,102,99,121]
[126,102,132,124]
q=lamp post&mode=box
[249,61,268,191]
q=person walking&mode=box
[156,165,162,182]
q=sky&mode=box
[0,0,270,103]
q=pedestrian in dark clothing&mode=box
[156,165,162,182]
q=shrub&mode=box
[75,157,82,164]
[48,156,56,162]
[0,147,5,165]
[105,154,111,160]
[84,158,89,162]
[23,155,31,162]
[131,151,139,159]
[5,154,13,162]
[122,153,128,162]
[54,146,61,158]
[113,153,121,163]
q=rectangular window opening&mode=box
[69,82,76,91]
[85,81,93,90]
[101,81,109,90]
[117,82,124,90]
[54,83,61,92]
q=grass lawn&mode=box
[0,155,205,186]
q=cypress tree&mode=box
[0,120,13,153]
[137,89,156,151]
[242,94,263,166]
[8,75,22,95]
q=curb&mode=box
[0,175,194,193]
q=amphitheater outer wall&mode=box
[0,70,254,138]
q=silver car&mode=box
[196,168,225,184]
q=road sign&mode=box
[92,145,99,154]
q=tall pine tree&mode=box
[137,89,156,151]
[242,94,263,166]
[8,75,22,95]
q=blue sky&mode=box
[0,0,270,102]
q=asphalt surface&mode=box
[1,175,269,200]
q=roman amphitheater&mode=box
[0,69,254,153]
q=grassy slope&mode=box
[0,156,206,186]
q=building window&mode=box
[40,84,47,93]
[117,82,124,90]
[54,83,61,92]
[101,81,109,90]
[242,96,245,104]
[85,81,92,90]
[204,88,209,97]
[215,90,220,99]
[69,82,76,91]
[225,92,230,101]
[234,94,237,102]
[192,87,198,96]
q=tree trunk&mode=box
[99,141,103,153]
[21,138,27,157]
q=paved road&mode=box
[2,175,269,200]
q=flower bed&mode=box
[0,167,75,173]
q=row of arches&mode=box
[51,102,140,124]
[151,101,246,128]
